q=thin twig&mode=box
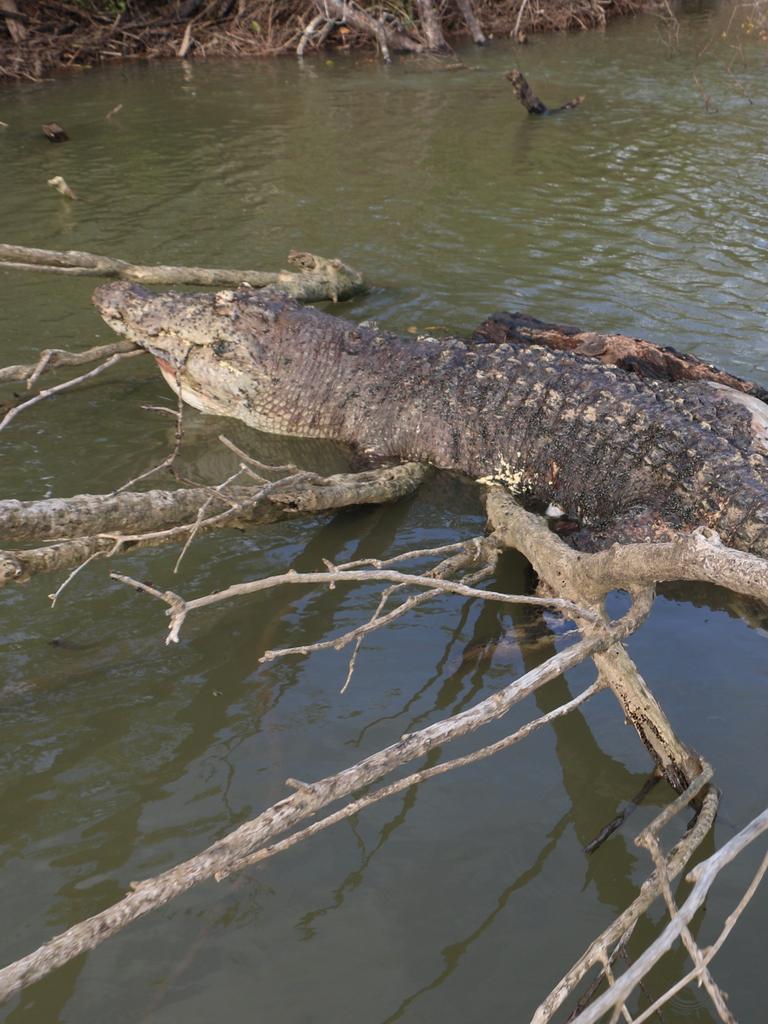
[572,806,768,1024]
[631,848,768,1024]
[113,564,598,645]
[218,434,298,474]
[114,360,187,493]
[0,339,138,385]
[0,350,144,432]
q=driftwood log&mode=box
[472,310,768,401]
[0,245,366,301]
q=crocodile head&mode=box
[93,281,330,435]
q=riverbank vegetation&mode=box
[1,0,650,82]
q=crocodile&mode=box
[93,281,768,557]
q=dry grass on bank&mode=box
[1,0,650,83]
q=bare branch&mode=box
[0,350,145,432]
[0,464,429,586]
[631,847,768,1024]
[266,539,496,666]
[486,487,702,789]
[219,679,605,877]
[532,775,719,1023]
[573,806,768,1024]
[0,245,366,302]
[115,385,185,494]
[0,620,635,1004]
[0,339,138,386]
[0,464,427,546]
[218,433,298,474]
[486,487,768,608]
[640,831,736,1023]
[313,0,425,58]
[112,563,598,645]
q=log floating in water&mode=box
[0,245,366,303]
[471,311,768,403]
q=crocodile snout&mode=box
[92,281,155,335]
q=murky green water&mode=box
[1,6,768,1021]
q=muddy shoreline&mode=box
[1,0,649,84]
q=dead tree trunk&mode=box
[456,0,487,44]
[415,0,450,51]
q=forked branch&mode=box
[0,609,640,1004]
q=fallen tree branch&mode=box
[0,463,430,585]
[0,0,26,43]
[487,491,708,786]
[0,608,639,1004]
[485,488,702,789]
[639,830,734,1023]
[217,679,606,878]
[243,537,501,693]
[532,769,719,1022]
[112,563,597,645]
[312,0,424,59]
[630,833,768,1023]
[0,338,138,386]
[0,246,366,302]
[486,489,768,611]
[571,802,767,1024]
[113,391,184,495]
[297,12,334,57]
[471,310,768,403]
[0,350,145,432]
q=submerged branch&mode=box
[0,612,640,1004]
[0,464,429,585]
[572,803,768,1024]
